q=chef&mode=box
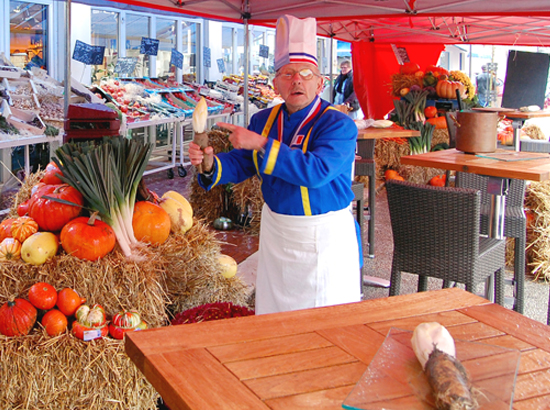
[188,14,361,314]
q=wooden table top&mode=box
[125,288,550,410]
[473,107,550,120]
[400,148,550,182]
[357,128,420,140]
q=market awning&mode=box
[103,0,550,46]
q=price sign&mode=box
[91,46,106,65]
[259,45,269,58]
[217,58,225,73]
[114,57,138,76]
[140,37,160,56]
[72,40,93,65]
[204,47,211,68]
[170,49,183,69]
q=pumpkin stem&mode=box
[88,212,100,226]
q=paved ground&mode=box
[144,167,550,325]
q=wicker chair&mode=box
[386,180,506,305]
[455,172,526,313]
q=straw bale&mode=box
[189,128,264,233]
[0,210,250,408]
[525,180,550,281]
[0,333,156,409]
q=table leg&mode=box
[512,119,523,152]
[487,177,510,240]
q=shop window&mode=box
[91,9,119,83]
[126,14,150,77]
[156,18,176,78]
[222,26,233,75]
[9,1,48,70]
[181,21,197,79]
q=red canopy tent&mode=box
[97,0,550,118]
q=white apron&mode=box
[255,203,361,315]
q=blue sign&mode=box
[91,46,105,65]
[259,45,269,58]
[170,49,183,69]
[140,37,159,56]
[114,57,138,76]
[217,58,225,73]
[72,40,93,65]
[204,47,211,68]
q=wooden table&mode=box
[125,288,550,410]
[400,148,550,239]
[355,127,420,260]
[473,108,550,151]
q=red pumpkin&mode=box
[72,321,109,341]
[41,309,68,336]
[42,161,64,185]
[11,216,39,243]
[17,199,31,216]
[399,62,421,75]
[132,201,171,245]
[60,215,116,261]
[29,184,83,232]
[424,106,438,119]
[0,298,37,337]
[28,282,58,310]
[429,174,447,187]
[425,65,449,77]
[0,218,15,242]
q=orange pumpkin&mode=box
[427,116,448,130]
[132,201,171,245]
[436,80,466,100]
[60,215,116,261]
[429,174,447,187]
[425,65,449,77]
[41,309,68,336]
[56,288,85,317]
[28,282,58,310]
[0,237,21,261]
[399,62,421,75]
[11,216,39,243]
[424,106,438,119]
[0,298,37,336]
[385,169,404,181]
[0,218,15,242]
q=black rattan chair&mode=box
[455,172,526,313]
[386,180,506,305]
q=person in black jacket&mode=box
[333,60,361,119]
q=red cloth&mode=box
[351,42,445,120]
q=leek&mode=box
[53,136,152,258]
[407,121,435,155]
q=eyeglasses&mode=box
[276,68,320,81]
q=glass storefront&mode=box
[181,20,197,77]
[155,18,176,77]
[125,13,150,77]
[91,9,118,82]
[9,0,48,70]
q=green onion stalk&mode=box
[407,121,435,155]
[53,136,153,258]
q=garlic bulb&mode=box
[192,97,208,133]
[411,322,456,369]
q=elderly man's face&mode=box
[340,63,351,74]
[273,63,323,114]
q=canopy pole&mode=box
[244,17,249,125]
[329,33,334,103]
[64,0,71,119]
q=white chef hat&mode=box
[274,15,318,71]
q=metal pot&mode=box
[451,110,498,154]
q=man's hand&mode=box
[217,122,267,151]
[188,141,214,173]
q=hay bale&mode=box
[525,181,550,281]
[189,128,264,234]
[0,218,250,408]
